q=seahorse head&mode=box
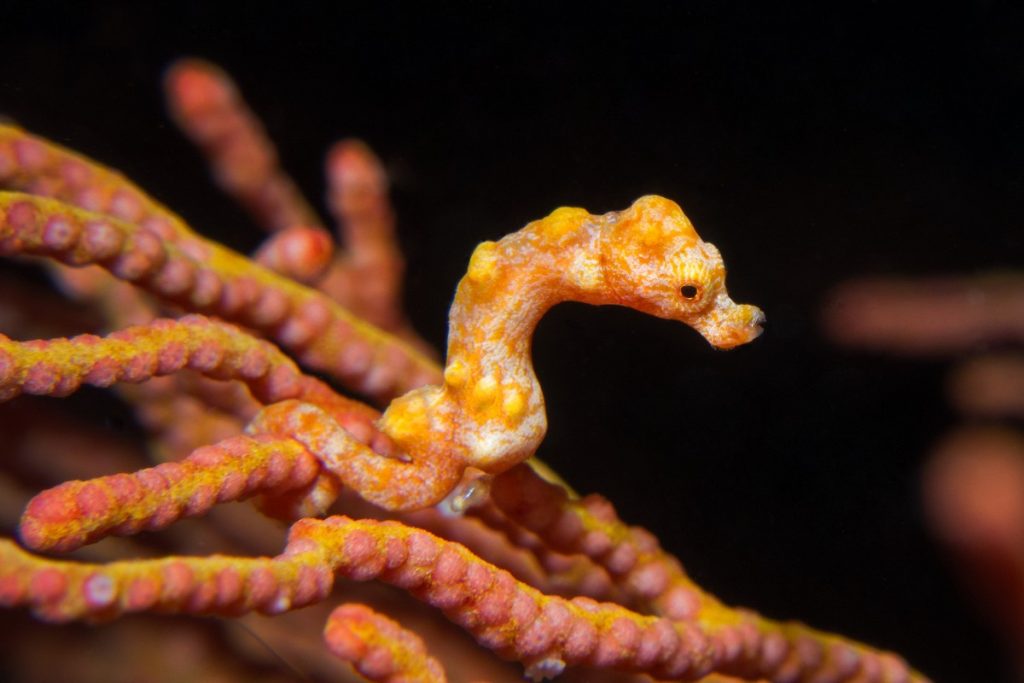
[598,195,764,349]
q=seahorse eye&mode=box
[680,284,700,300]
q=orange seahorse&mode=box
[253,195,765,511]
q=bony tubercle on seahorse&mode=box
[256,195,765,512]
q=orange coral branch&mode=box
[0,190,440,400]
[164,58,323,234]
[490,464,913,682]
[825,275,1024,354]
[491,463,712,619]
[321,140,412,335]
[947,354,1024,417]
[0,315,306,404]
[923,428,1024,670]
[165,59,424,348]
[325,603,448,683]
[252,223,335,283]
[19,433,318,552]
[0,517,923,682]
[0,124,196,244]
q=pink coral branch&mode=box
[491,463,712,620]
[0,517,922,682]
[0,315,306,404]
[465,500,620,602]
[923,428,1024,668]
[489,464,915,682]
[0,125,196,244]
[164,59,323,234]
[321,140,408,333]
[252,223,335,283]
[325,603,449,683]
[19,433,319,552]
[164,59,429,351]
[0,191,440,400]
[824,275,1024,354]
[947,354,1024,417]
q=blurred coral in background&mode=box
[826,275,1024,677]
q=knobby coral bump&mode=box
[0,58,925,682]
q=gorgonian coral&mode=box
[0,59,925,683]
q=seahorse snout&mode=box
[692,299,765,350]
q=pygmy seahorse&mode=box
[259,195,765,511]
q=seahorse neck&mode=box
[440,213,602,402]
[445,251,562,375]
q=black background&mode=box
[3,3,1023,681]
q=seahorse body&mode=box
[289,195,765,510]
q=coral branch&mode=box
[164,58,323,233]
[19,433,318,552]
[824,275,1024,354]
[947,354,1024,417]
[324,603,448,683]
[0,191,440,400]
[0,124,194,243]
[165,57,431,356]
[461,500,620,602]
[491,463,712,620]
[1,517,923,682]
[252,223,334,283]
[489,464,913,682]
[0,533,333,622]
[0,315,305,404]
[321,140,410,335]
[923,428,1024,668]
